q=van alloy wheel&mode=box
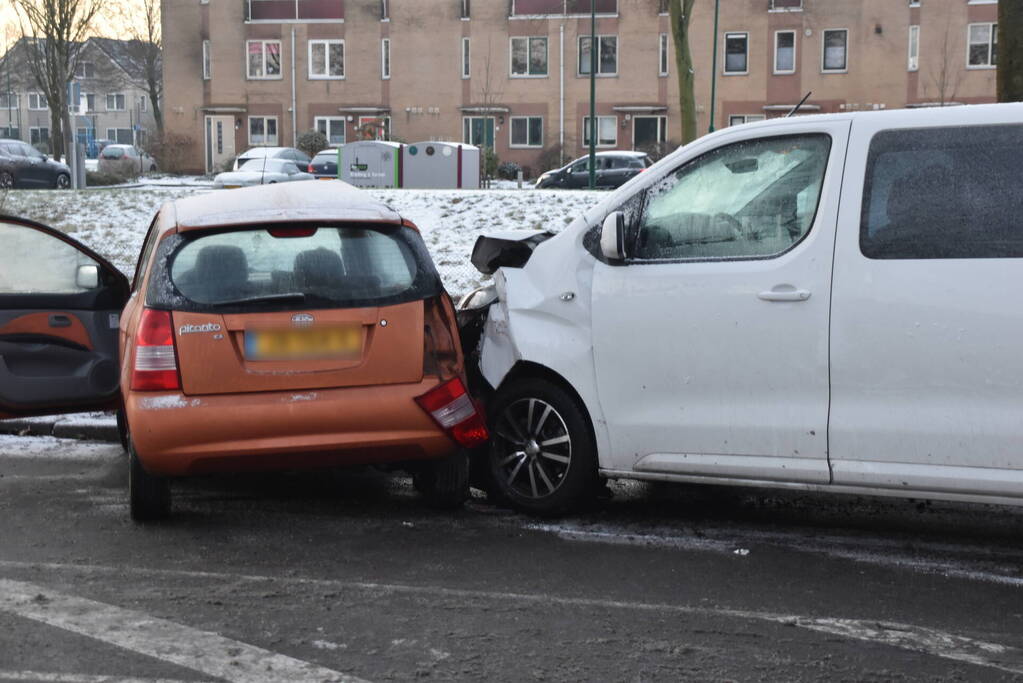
[493,397,572,500]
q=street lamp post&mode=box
[588,0,597,190]
[708,0,720,134]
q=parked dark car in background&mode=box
[308,148,339,179]
[535,151,652,190]
[0,139,72,189]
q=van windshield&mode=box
[147,224,443,312]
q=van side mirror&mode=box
[76,264,99,289]
[600,211,627,261]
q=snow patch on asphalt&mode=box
[0,435,120,460]
[139,396,202,410]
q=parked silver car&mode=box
[97,144,158,176]
[213,158,314,188]
[232,146,311,171]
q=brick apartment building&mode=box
[162,0,999,175]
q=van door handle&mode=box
[49,314,72,328]
[758,287,811,302]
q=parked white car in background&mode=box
[231,146,311,171]
[462,102,1023,515]
[213,158,314,188]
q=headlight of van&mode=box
[457,284,499,311]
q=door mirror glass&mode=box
[76,264,100,289]
[600,211,626,261]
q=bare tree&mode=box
[927,16,963,107]
[115,0,163,135]
[667,0,697,144]
[13,0,102,159]
[998,0,1023,102]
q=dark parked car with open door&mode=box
[0,139,72,189]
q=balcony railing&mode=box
[510,0,616,17]
[247,0,344,21]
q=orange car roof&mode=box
[170,180,404,232]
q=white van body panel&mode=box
[829,103,1023,499]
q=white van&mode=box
[461,102,1023,515]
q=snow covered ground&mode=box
[0,183,602,295]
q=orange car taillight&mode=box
[415,378,489,448]
[131,308,180,391]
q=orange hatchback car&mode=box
[0,181,488,519]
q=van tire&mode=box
[415,450,470,510]
[487,377,598,516]
[128,436,171,521]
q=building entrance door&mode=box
[204,115,235,174]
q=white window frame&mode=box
[202,39,212,80]
[510,36,548,77]
[631,115,667,150]
[0,94,18,109]
[967,23,997,69]
[578,34,618,77]
[139,96,148,112]
[246,39,283,80]
[908,25,920,72]
[106,93,126,111]
[509,115,543,148]
[84,93,95,112]
[659,33,669,77]
[768,0,802,10]
[821,28,848,73]
[30,127,49,144]
[28,93,47,111]
[381,38,390,79]
[582,115,617,147]
[774,30,796,74]
[248,115,279,145]
[106,128,133,144]
[308,39,345,80]
[723,31,749,75]
[461,37,471,78]
[314,116,346,145]
[462,116,495,148]
[728,114,766,126]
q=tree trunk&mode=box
[998,2,1023,102]
[669,0,697,145]
[49,107,63,159]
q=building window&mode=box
[510,36,548,77]
[30,127,49,144]
[728,115,766,126]
[139,96,148,112]
[461,0,470,18]
[202,39,212,80]
[106,93,126,111]
[822,29,848,72]
[968,23,997,68]
[659,33,669,76]
[309,39,344,79]
[583,115,617,147]
[908,25,920,72]
[463,116,495,148]
[510,116,543,148]
[511,0,616,16]
[380,0,388,19]
[28,93,47,110]
[462,37,471,78]
[247,0,343,21]
[84,93,95,112]
[75,61,95,78]
[106,128,133,144]
[381,38,390,79]
[0,94,18,109]
[247,39,282,79]
[775,30,796,74]
[248,116,279,145]
[578,35,617,76]
[315,116,346,145]
[357,116,390,140]
[724,32,749,74]
[633,115,667,151]
[769,0,802,9]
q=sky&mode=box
[0,1,138,52]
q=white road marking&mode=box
[0,561,1020,676]
[0,579,367,683]
[0,671,195,683]
[528,522,1023,588]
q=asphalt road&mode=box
[1,434,1022,682]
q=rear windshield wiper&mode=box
[211,292,307,306]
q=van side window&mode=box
[861,124,1023,259]
[632,134,831,261]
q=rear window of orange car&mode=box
[145,223,443,313]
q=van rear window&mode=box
[146,224,443,312]
[861,124,1023,259]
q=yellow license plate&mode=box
[245,326,361,360]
